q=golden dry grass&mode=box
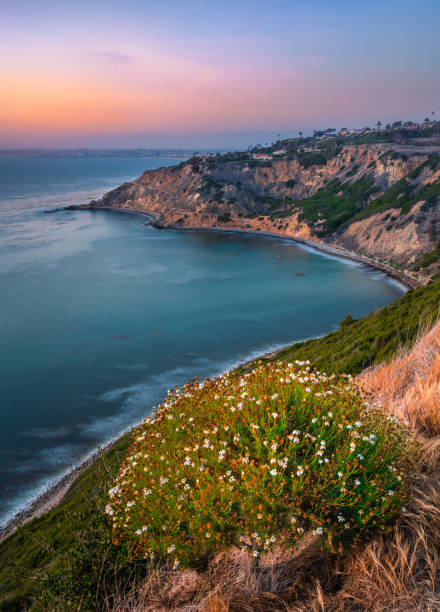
[112,323,440,611]
[360,320,440,436]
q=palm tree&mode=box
[299,131,303,138]
[376,120,382,130]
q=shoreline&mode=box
[0,437,123,542]
[0,334,303,542]
[0,205,414,541]
[81,204,420,290]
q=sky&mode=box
[1,0,439,149]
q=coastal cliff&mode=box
[89,138,440,282]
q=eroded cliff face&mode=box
[89,144,440,278]
[335,164,440,269]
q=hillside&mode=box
[1,279,439,610]
[116,319,440,612]
[87,127,440,280]
[265,280,440,374]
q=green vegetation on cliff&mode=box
[295,176,376,234]
[290,153,440,235]
[419,241,440,268]
[270,280,440,375]
[352,158,440,220]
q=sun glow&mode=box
[1,0,439,147]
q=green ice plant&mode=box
[106,361,413,567]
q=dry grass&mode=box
[360,320,440,436]
[112,323,440,612]
[111,541,337,611]
[335,441,440,611]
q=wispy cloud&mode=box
[91,50,136,64]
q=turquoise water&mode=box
[0,154,404,527]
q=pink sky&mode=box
[1,1,439,148]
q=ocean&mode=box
[0,153,404,528]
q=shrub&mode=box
[345,164,360,177]
[298,152,327,168]
[254,195,289,211]
[420,242,440,268]
[339,314,354,327]
[107,362,411,567]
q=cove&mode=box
[0,207,404,527]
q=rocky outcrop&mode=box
[336,204,427,266]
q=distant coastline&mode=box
[0,148,194,159]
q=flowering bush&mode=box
[106,361,412,566]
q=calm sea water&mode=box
[0,154,404,527]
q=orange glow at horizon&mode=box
[2,1,439,147]
[2,53,308,138]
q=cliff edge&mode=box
[89,134,440,282]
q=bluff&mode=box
[89,135,440,281]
